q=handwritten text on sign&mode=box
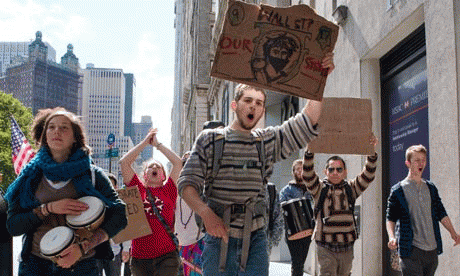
[112,186,152,244]
[211,0,339,100]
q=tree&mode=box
[0,91,34,191]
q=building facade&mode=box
[0,32,80,115]
[81,64,134,180]
[0,39,56,77]
[173,0,460,275]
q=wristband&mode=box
[155,143,163,149]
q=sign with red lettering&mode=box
[113,186,152,244]
[308,98,374,155]
[211,0,339,100]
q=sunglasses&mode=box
[327,167,344,173]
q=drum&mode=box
[281,197,314,240]
[40,226,75,258]
[66,196,105,238]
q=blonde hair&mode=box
[292,159,303,173]
[405,144,427,161]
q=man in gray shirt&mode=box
[386,144,460,276]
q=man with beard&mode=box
[279,159,314,276]
[386,144,460,276]
[252,32,299,84]
[177,51,333,276]
[302,135,378,276]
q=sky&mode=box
[1,0,176,164]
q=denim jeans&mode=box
[19,254,99,276]
[202,229,269,276]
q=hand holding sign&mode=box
[211,0,339,100]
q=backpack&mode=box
[198,129,270,227]
[313,183,358,237]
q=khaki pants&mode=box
[317,244,354,276]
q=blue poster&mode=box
[385,56,429,187]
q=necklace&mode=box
[179,198,193,228]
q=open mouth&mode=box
[152,171,158,177]
[247,114,254,120]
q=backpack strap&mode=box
[344,184,355,212]
[254,134,266,183]
[204,130,225,199]
[91,166,96,187]
[267,183,276,231]
[314,184,330,219]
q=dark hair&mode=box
[203,120,225,130]
[326,156,347,170]
[40,109,91,154]
[233,83,266,103]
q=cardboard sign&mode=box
[211,0,339,100]
[112,186,152,244]
[308,98,374,155]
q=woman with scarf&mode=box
[119,128,182,276]
[5,109,127,276]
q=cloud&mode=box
[0,0,94,57]
[116,32,174,157]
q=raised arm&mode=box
[302,52,335,125]
[150,130,182,184]
[119,129,156,184]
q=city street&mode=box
[12,236,310,276]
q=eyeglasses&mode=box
[327,167,344,173]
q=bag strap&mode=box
[91,166,96,187]
[146,188,179,250]
[267,183,276,231]
[314,184,330,219]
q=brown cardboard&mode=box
[308,98,374,155]
[112,186,152,244]
[211,0,339,100]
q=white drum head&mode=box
[66,196,105,228]
[40,226,74,257]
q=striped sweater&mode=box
[178,113,318,238]
[303,150,378,245]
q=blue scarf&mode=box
[6,147,114,209]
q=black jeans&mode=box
[286,235,312,276]
[131,250,180,276]
[400,246,438,276]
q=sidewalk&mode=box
[269,261,312,276]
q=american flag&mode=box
[10,116,35,175]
